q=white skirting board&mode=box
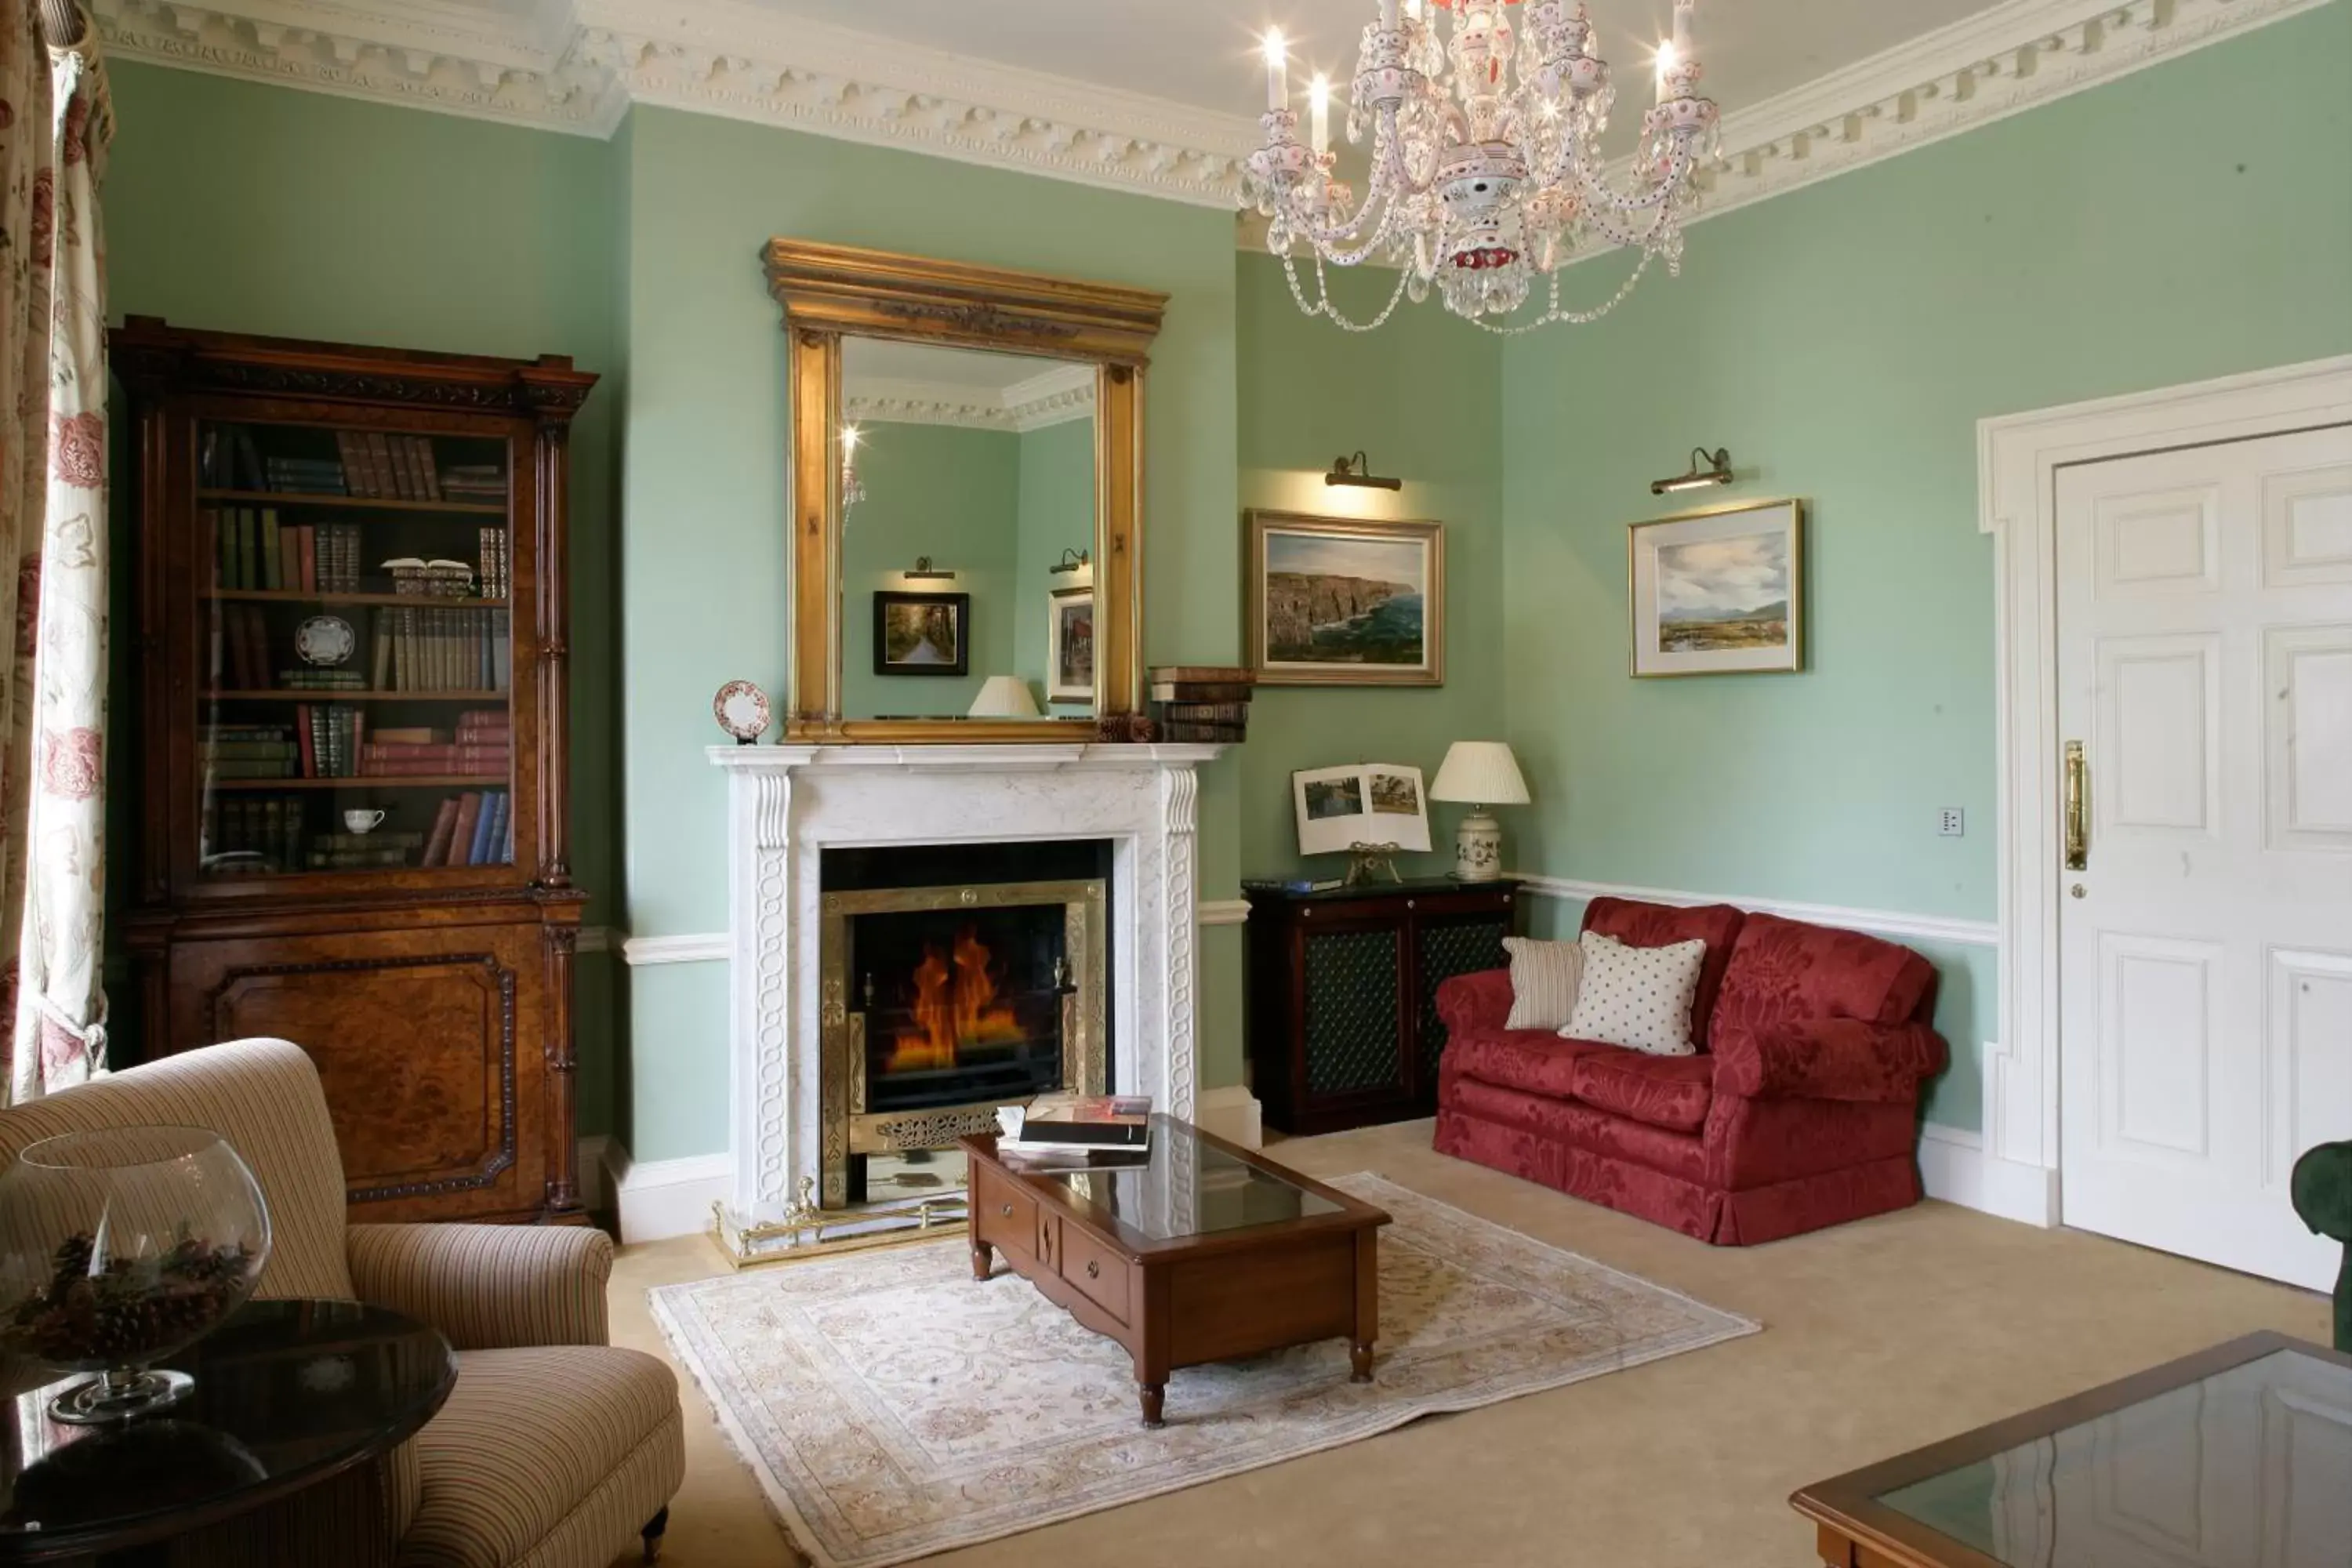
[1915,1123,2059,1228]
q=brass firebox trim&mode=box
[818,878,1108,1210]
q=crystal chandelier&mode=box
[1243,0,1719,332]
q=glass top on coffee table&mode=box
[1040,1116,1343,1241]
[1793,1334,2352,1568]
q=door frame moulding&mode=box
[1976,355,2352,1225]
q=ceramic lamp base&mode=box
[1451,808,1504,882]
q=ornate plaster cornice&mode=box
[97,0,2325,223]
[846,363,1096,434]
[92,0,1254,203]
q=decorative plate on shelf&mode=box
[713,680,771,744]
[295,615,357,668]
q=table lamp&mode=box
[1428,741,1530,882]
[967,676,1041,718]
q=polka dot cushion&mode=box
[1561,931,1707,1056]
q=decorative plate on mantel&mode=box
[713,680,771,745]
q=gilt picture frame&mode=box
[1243,510,1444,688]
[1627,498,1806,678]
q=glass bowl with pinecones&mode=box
[0,1127,270,1424]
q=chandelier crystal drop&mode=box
[1243,0,1719,332]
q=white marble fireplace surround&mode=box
[710,743,1225,1225]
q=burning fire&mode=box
[888,926,1028,1072]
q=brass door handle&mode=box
[2063,739,2088,872]
[1084,1260,1100,1279]
[999,1203,1014,1217]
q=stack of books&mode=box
[993,1094,1153,1167]
[1148,666,1256,744]
[198,724,298,779]
[307,830,423,872]
[440,464,508,503]
[262,456,348,495]
[360,711,509,778]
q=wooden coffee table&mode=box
[960,1116,1389,1428]
[1791,1331,2352,1567]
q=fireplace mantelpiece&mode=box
[710,744,1224,1236]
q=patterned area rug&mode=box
[651,1174,1759,1568]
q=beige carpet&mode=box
[650,1174,1756,1567]
[604,1120,2332,1568]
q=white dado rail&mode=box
[709,743,1225,1227]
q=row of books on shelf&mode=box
[198,788,514,874]
[201,424,510,505]
[201,710,510,780]
[210,604,511,694]
[209,510,368,594]
[1147,665,1256,744]
[477,524,511,600]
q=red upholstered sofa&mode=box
[1432,897,1947,1245]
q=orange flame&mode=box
[887,926,1028,1072]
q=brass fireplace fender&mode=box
[818,877,1109,1209]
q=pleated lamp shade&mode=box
[967,675,1042,718]
[1429,741,1530,805]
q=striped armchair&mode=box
[0,1038,684,1568]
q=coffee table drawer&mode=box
[1057,1222,1131,1323]
[974,1166,1038,1258]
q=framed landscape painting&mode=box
[1244,510,1444,687]
[872,590,971,677]
[1628,499,1805,677]
[1046,586,1093,703]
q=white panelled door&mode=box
[2057,424,2352,1290]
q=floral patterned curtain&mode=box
[0,0,109,1104]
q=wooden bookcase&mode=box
[112,318,597,1225]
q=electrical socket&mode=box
[1939,808,1965,838]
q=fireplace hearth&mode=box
[818,871,1106,1207]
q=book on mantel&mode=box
[994,1094,1153,1158]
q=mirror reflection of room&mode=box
[837,337,1097,721]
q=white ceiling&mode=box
[731,0,2005,142]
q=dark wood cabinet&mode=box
[1243,878,1521,1136]
[113,318,595,1225]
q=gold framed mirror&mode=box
[764,241,1167,742]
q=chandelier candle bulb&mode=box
[1654,40,1675,104]
[1381,0,1399,29]
[1263,29,1287,111]
[1309,74,1330,154]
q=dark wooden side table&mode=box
[1791,1331,2352,1567]
[0,1299,456,1565]
[1243,877,1521,1134]
[961,1117,1389,1428]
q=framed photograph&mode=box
[872,591,971,677]
[1046,586,1094,703]
[1245,510,1443,687]
[1292,762,1432,858]
[1628,498,1805,677]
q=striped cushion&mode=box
[348,1224,612,1352]
[397,1346,684,1568]
[1502,937,1584,1032]
[0,1037,354,1301]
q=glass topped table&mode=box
[962,1115,1388,1427]
[1791,1332,2352,1568]
[0,1299,454,1563]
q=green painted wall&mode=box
[1499,2,2352,1131]
[614,107,1245,1160]
[101,62,629,1137]
[840,421,1019,718]
[1236,256,1504,883]
[1014,417,1097,713]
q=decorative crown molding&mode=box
[97,0,2325,223]
[1555,0,2332,265]
[93,0,1254,204]
[846,362,1096,433]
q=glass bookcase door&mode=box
[194,417,518,880]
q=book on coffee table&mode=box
[996,1094,1152,1153]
